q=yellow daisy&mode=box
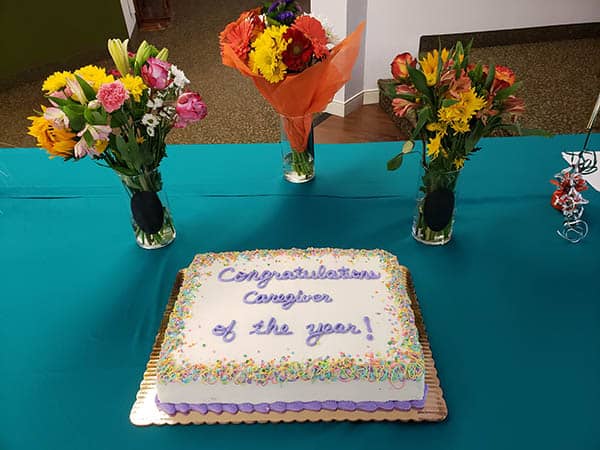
[74,65,114,91]
[120,74,147,102]
[42,71,73,93]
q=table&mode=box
[1,134,599,450]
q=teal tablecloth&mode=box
[1,135,599,450]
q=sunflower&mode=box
[27,114,77,159]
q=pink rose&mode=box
[391,52,416,80]
[174,92,207,128]
[141,57,172,89]
[97,80,129,113]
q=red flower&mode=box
[282,28,314,72]
[292,15,329,59]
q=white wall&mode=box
[364,0,600,91]
[312,0,600,115]
[120,0,137,37]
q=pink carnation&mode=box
[97,81,129,113]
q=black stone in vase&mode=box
[423,188,455,232]
[130,191,165,234]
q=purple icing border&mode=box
[156,385,427,416]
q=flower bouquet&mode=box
[220,0,364,182]
[27,39,207,249]
[385,42,528,245]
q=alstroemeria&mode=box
[503,95,525,119]
[108,38,131,77]
[78,123,111,141]
[65,77,87,104]
[392,84,418,117]
[48,90,68,107]
[43,107,69,129]
[74,138,108,159]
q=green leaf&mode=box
[494,81,522,102]
[47,96,69,107]
[410,106,432,140]
[381,81,400,99]
[484,64,495,91]
[387,153,404,171]
[441,99,459,108]
[407,65,432,103]
[74,75,96,102]
[115,134,129,155]
[394,93,417,102]
[83,131,94,146]
[402,140,415,154]
[62,105,85,131]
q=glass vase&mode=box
[119,168,176,250]
[412,165,461,245]
[280,114,315,183]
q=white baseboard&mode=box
[324,89,380,117]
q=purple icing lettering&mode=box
[318,265,327,279]
[217,267,235,282]
[305,321,362,346]
[249,320,264,335]
[212,320,237,343]
[220,265,380,287]
[325,270,340,279]
[363,316,374,341]
[243,290,258,304]
[250,317,293,336]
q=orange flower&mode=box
[495,65,516,86]
[292,15,329,59]
[390,52,416,80]
[392,84,418,117]
[219,9,265,61]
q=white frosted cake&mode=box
[156,248,426,415]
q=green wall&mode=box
[0,0,128,84]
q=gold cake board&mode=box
[130,270,448,425]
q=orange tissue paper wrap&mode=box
[222,22,365,153]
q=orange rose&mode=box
[391,52,416,80]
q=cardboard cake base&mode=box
[130,270,448,425]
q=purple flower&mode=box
[276,10,295,24]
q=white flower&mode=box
[147,98,163,109]
[170,65,189,88]
[142,113,159,128]
[146,126,155,137]
[87,100,101,110]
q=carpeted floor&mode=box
[0,1,598,149]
